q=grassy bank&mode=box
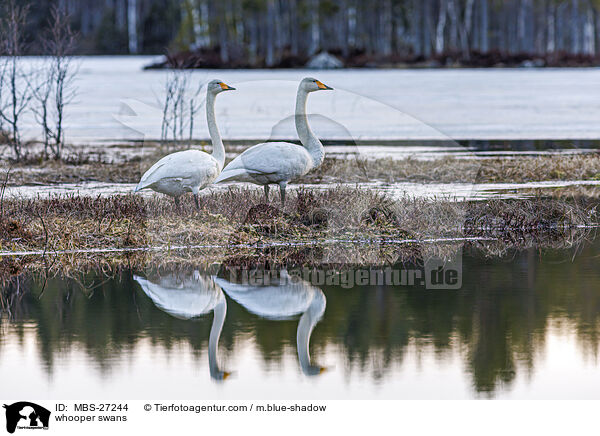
[0,187,596,280]
[4,151,600,186]
[309,153,600,184]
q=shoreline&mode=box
[0,189,595,280]
[3,148,600,187]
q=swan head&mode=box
[300,77,333,93]
[211,370,232,382]
[304,365,328,377]
[208,79,236,94]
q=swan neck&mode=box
[296,290,326,375]
[209,298,226,378]
[206,91,225,169]
[295,88,324,168]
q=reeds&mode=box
[0,187,595,274]
[4,152,600,186]
[309,154,600,184]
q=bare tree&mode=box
[31,63,54,158]
[435,0,448,54]
[7,0,600,68]
[309,0,320,55]
[0,0,33,161]
[32,6,78,160]
[0,58,7,137]
[128,0,139,54]
[160,70,204,147]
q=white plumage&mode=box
[134,272,223,320]
[135,149,219,198]
[135,79,235,209]
[215,270,327,376]
[214,271,316,320]
[213,142,313,186]
[134,271,231,380]
[214,77,333,205]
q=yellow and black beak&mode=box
[219,82,236,91]
[315,80,333,90]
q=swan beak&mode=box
[319,367,327,374]
[222,371,232,379]
[219,82,236,91]
[316,80,333,90]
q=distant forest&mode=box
[8,0,600,67]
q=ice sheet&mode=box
[7,56,600,143]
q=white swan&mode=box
[134,79,235,209]
[134,271,231,381]
[214,270,327,376]
[213,77,333,206]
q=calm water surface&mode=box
[1,238,600,399]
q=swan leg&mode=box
[174,196,181,211]
[194,193,200,211]
[279,182,287,207]
[263,184,270,202]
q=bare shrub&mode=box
[31,6,78,160]
[160,69,204,147]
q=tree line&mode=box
[8,0,600,66]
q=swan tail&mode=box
[135,172,155,192]
[134,181,148,193]
[214,168,251,184]
[133,275,148,286]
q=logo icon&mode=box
[3,402,50,434]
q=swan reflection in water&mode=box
[215,270,327,376]
[134,272,231,381]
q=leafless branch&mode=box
[30,5,78,160]
[160,68,204,148]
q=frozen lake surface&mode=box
[12,56,600,143]
[6,179,600,202]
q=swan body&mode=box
[214,77,333,205]
[213,142,313,188]
[214,272,317,320]
[135,79,235,209]
[134,271,231,380]
[134,272,223,319]
[215,270,327,376]
[135,149,219,199]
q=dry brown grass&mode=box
[307,154,600,184]
[3,152,600,186]
[0,187,595,270]
[0,187,402,254]
[3,159,139,185]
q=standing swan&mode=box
[134,271,231,381]
[214,270,327,376]
[214,77,333,206]
[134,80,235,209]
